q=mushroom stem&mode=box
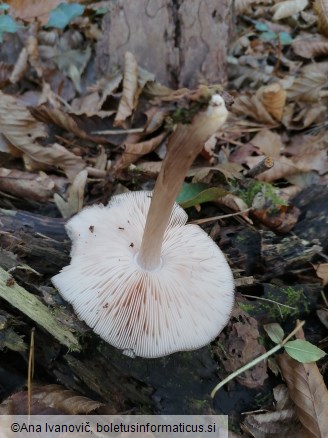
[137,94,228,271]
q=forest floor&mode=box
[0,1,327,437]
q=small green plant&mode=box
[241,180,287,211]
[211,320,326,398]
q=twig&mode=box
[92,128,144,135]
[189,208,252,225]
[245,156,274,178]
[28,328,35,418]
[242,294,297,310]
[211,320,305,398]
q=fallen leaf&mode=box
[54,169,88,218]
[256,83,286,121]
[114,132,166,171]
[277,335,328,438]
[215,307,268,388]
[314,0,328,37]
[313,263,328,286]
[251,129,283,157]
[9,47,28,83]
[232,94,276,125]
[292,34,328,58]
[0,168,67,202]
[0,383,103,415]
[284,66,328,102]
[114,52,139,126]
[218,194,252,223]
[0,61,13,88]
[272,0,308,21]
[176,183,228,209]
[316,309,328,329]
[0,93,85,179]
[8,0,64,25]
[30,105,91,140]
[53,46,91,93]
[252,204,301,233]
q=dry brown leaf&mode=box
[215,307,268,388]
[243,408,304,437]
[232,94,276,125]
[0,168,67,202]
[114,52,139,126]
[284,66,328,102]
[314,0,328,37]
[7,0,64,25]
[256,83,287,121]
[277,343,328,438]
[313,263,328,286]
[217,194,252,223]
[115,132,167,171]
[317,309,328,329]
[251,129,283,157]
[243,383,304,437]
[287,133,328,174]
[54,169,87,218]
[292,35,328,58]
[0,92,85,180]
[0,383,103,415]
[30,105,89,139]
[9,48,28,84]
[272,0,308,21]
[0,62,13,89]
[235,0,260,14]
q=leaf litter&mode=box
[0,0,327,435]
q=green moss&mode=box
[240,181,287,212]
[238,302,256,313]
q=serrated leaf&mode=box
[278,31,293,45]
[177,183,227,209]
[284,339,326,363]
[255,22,269,31]
[0,14,18,42]
[263,323,284,344]
[47,3,84,29]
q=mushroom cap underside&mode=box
[52,191,234,358]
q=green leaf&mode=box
[263,323,284,344]
[284,340,326,363]
[278,32,293,45]
[46,3,85,29]
[260,31,278,42]
[0,14,18,42]
[177,182,227,209]
[255,22,269,32]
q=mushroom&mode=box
[52,93,234,358]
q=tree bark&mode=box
[96,0,233,88]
